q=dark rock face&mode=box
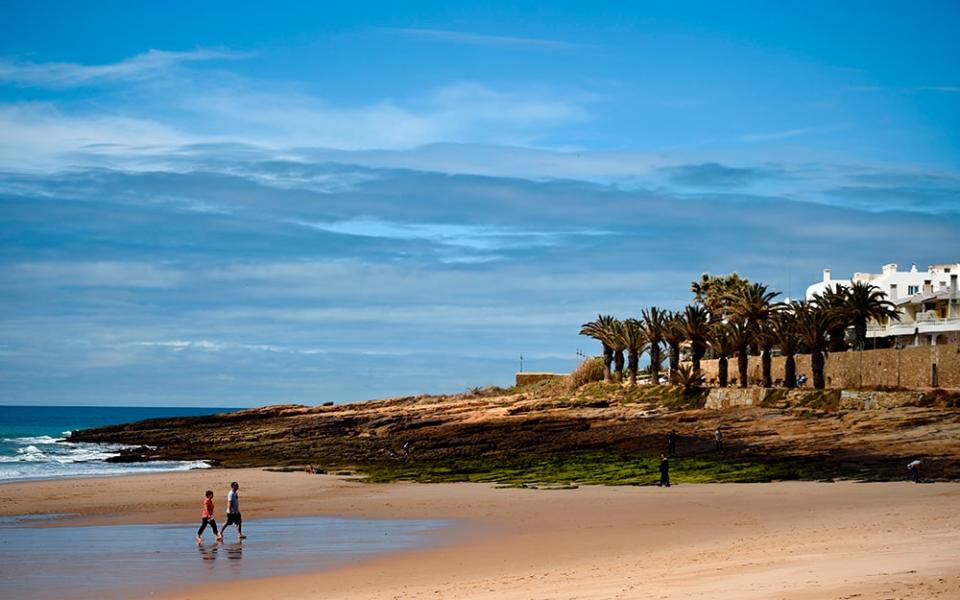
[69,387,960,480]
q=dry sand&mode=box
[1,469,958,599]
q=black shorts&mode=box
[225,512,242,527]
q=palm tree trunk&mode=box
[854,317,867,350]
[692,342,705,379]
[668,342,680,383]
[614,350,625,382]
[737,348,748,388]
[602,345,613,382]
[649,342,661,384]
[761,345,772,388]
[812,350,825,389]
[784,354,796,388]
[628,349,638,386]
[718,356,728,387]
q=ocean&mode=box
[0,405,238,482]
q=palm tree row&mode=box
[580,275,899,390]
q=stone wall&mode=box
[698,343,959,389]
[515,372,565,386]
[704,388,929,411]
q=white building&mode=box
[805,262,960,347]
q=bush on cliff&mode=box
[567,357,606,390]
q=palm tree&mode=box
[579,314,617,382]
[618,318,649,385]
[793,302,834,389]
[726,282,782,331]
[753,321,777,388]
[707,322,737,387]
[726,282,782,386]
[814,286,850,353]
[641,307,668,384]
[679,304,710,378]
[607,318,628,382]
[844,281,900,349]
[726,321,753,388]
[661,311,687,384]
[771,307,802,388]
[691,272,750,322]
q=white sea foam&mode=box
[0,436,209,481]
[3,435,64,444]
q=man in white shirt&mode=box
[223,481,246,541]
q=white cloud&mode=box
[0,49,247,88]
[7,261,186,288]
[291,218,609,251]
[0,103,191,170]
[383,28,585,51]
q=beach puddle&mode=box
[0,515,450,599]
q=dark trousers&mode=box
[197,517,219,537]
[224,512,242,530]
[910,467,920,483]
[659,471,670,487]
[715,440,723,451]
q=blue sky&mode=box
[1,2,958,406]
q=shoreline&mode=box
[2,469,958,599]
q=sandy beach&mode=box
[1,469,957,599]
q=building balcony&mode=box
[866,316,960,338]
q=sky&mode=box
[1,1,958,406]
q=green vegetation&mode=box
[359,453,825,486]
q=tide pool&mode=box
[0,515,450,599]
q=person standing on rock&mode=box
[658,454,671,487]
[668,430,678,455]
[714,427,723,452]
[907,459,922,483]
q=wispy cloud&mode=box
[737,128,810,142]
[0,48,247,88]
[291,218,610,252]
[383,28,585,51]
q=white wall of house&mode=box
[805,262,960,346]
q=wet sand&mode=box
[1,469,958,599]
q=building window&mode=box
[908,285,919,295]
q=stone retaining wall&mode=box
[515,372,565,386]
[698,343,959,389]
[704,388,929,411]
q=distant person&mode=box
[668,430,678,455]
[658,454,671,487]
[402,440,414,460]
[714,427,723,452]
[196,490,221,544]
[907,459,922,483]
[797,374,807,387]
[222,481,246,541]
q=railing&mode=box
[867,316,960,333]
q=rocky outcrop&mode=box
[69,384,960,480]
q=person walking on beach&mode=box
[658,454,671,487]
[196,490,221,544]
[668,430,678,455]
[907,459,922,483]
[222,481,246,541]
[714,427,723,452]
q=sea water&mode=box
[0,514,450,600]
[0,405,237,482]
